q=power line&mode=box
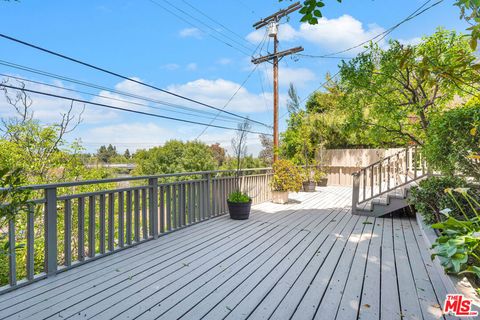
[301,0,442,59]
[0,33,272,129]
[0,60,243,122]
[181,0,259,50]
[147,0,253,56]
[290,0,443,115]
[196,64,262,139]
[0,73,244,125]
[0,84,274,136]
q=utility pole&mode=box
[252,2,304,163]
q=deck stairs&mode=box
[352,146,429,217]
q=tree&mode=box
[423,103,480,180]
[124,149,131,160]
[209,143,226,167]
[259,134,273,166]
[133,140,216,176]
[231,120,250,176]
[287,83,301,115]
[96,144,118,163]
[336,29,479,147]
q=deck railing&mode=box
[352,146,429,212]
[0,168,273,294]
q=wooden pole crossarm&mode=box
[251,46,304,64]
[252,1,302,29]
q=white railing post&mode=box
[44,187,57,275]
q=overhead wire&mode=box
[0,83,273,136]
[181,0,259,50]
[195,64,261,139]
[0,73,245,125]
[148,0,253,56]
[0,33,272,129]
[286,0,444,120]
[195,30,271,139]
[0,60,243,123]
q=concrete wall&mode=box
[319,148,402,186]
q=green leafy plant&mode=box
[313,166,326,182]
[431,188,480,280]
[271,159,303,192]
[227,191,251,204]
[0,167,31,228]
[423,105,480,180]
[408,176,476,224]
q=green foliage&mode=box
[313,166,327,182]
[408,176,478,225]
[337,29,477,147]
[281,111,323,165]
[134,140,216,176]
[0,167,31,228]
[431,188,480,279]
[0,118,110,285]
[227,190,251,203]
[424,104,480,180]
[221,156,267,171]
[209,143,226,167]
[271,159,303,192]
[96,144,118,163]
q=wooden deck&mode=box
[0,187,450,320]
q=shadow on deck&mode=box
[0,187,449,320]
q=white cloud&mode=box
[166,78,274,113]
[298,15,385,51]
[186,63,198,71]
[261,66,316,88]
[161,63,180,71]
[0,76,118,124]
[217,58,232,65]
[398,37,422,46]
[246,15,386,53]
[179,27,203,39]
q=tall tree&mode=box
[124,149,131,160]
[259,134,273,165]
[337,29,479,146]
[209,143,226,167]
[287,83,301,115]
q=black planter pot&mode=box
[227,199,252,220]
[303,181,316,192]
[317,178,328,187]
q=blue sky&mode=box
[0,0,469,155]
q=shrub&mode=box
[227,191,250,203]
[313,167,327,182]
[431,188,480,281]
[423,105,480,180]
[271,159,303,192]
[408,176,479,224]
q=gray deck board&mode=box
[0,187,449,320]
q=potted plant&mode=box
[314,167,328,186]
[227,120,252,220]
[302,167,316,192]
[271,159,303,204]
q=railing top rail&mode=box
[1,167,273,191]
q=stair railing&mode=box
[352,146,429,213]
